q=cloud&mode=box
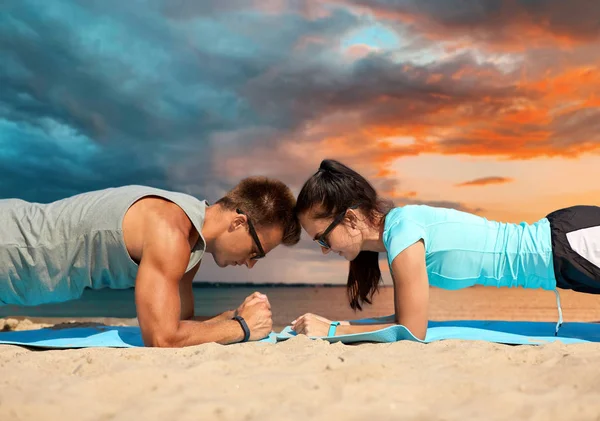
[3,0,598,204]
[348,0,600,49]
[455,176,514,187]
[1,1,598,283]
[0,0,368,202]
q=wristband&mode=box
[232,315,251,342]
[327,321,340,337]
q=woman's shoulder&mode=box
[384,207,427,237]
[382,206,433,255]
[386,204,437,223]
[385,204,475,229]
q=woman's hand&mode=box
[291,313,333,336]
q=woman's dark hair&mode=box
[296,159,394,310]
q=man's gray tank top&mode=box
[0,185,207,306]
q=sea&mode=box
[2,284,600,328]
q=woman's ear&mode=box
[345,209,359,229]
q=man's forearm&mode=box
[189,309,235,323]
[210,309,235,323]
[156,318,246,347]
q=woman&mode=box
[291,159,600,340]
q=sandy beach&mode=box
[1,325,599,421]
[2,286,600,421]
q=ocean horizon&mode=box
[2,284,599,328]
[0,284,356,322]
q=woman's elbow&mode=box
[413,329,427,341]
[395,318,427,341]
[405,325,427,341]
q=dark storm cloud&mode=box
[349,0,600,44]
[0,0,360,201]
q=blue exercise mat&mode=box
[2,318,599,348]
[276,317,600,345]
[0,326,277,349]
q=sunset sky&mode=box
[1,0,599,284]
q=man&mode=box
[0,177,301,347]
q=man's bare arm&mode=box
[179,263,199,321]
[135,217,248,347]
[193,310,236,323]
[179,262,236,323]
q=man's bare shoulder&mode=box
[123,196,194,263]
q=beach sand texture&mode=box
[1,287,600,421]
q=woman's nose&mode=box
[246,259,258,269]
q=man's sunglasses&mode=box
[236,209,266,260]
[313,206,356,249]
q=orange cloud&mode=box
[384,190,417,198]
[334,64,600,160]
[218,2,599,215]
[456,177,514,187]
[345,43,378,59]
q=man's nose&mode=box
[321,246,331,255]
[246,259,258,269]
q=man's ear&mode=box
[230,213,247,232]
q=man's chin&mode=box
[213,256,228,268]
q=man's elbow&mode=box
[143,329,182,348]
[180,309,194,321]
[145,335,175,348]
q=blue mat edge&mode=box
[0,326,277,348]
[275,317,600,345]
[2,318,600,348]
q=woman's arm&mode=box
[388,239,429,339]
[292,240,430,340]
[291,313,396,336]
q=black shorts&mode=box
[547,205,600,293]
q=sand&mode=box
[1,317,600,421]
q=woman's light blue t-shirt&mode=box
[382,205,556,290]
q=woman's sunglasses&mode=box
[313,207,356,249]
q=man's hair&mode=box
[215,177,301,246]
